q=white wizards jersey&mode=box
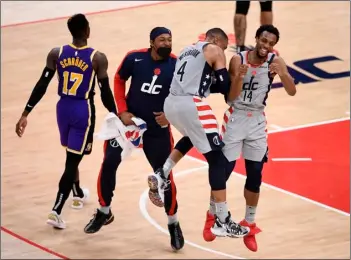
[170,41,214,98]
[230,51,275,111]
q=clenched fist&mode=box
[119,111,136,126]
[269,63,282,77]
[238,64,249,79]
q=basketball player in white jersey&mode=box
[148,24,296,250]
[222,24,296,252]
[148,28,250,238]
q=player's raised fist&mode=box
[238,64,249,78]
[269,63,282,77]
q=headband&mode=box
[150,27,172,41]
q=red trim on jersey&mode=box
[199,114,217,121]
[203,123,218,129]
[114,48,149,115]
[196,105,212,111]
[246,50,269,68]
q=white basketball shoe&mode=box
[46,211,66,229]
[71,188,90,209]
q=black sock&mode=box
[72,181,84,198]
[52,152,83,215]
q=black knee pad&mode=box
[260,1,272,12]
[244,159,264,193]
[174,136,193,155]
[225,160,236,181]
[204,150,227,191]
[235,1,250,15]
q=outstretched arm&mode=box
[95,51,117,114]
[16,47,58,137]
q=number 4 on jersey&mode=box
[177,61,187,82]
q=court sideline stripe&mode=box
[267,117,349,134]
[1,1,172,28]
[1,226,68,259]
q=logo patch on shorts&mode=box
[109,138,120,148]
[85,143,92,152]
[213,135,221,146]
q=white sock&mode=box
[100,206,110,215]
[215,201,228,223]
[163,158,176,178]
[167,213,178,224]
[245,205,256,223]
[209,198,216,216]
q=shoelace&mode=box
[90,210,106,223]
[227,220,247,235]
[157,171,171,191]
[161,179,171,191]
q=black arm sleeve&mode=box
[98,77,117,114]
[24,66,55,114]
[210,68,231,95]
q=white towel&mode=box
[94,112,147,159]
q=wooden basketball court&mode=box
[1,1,350,259]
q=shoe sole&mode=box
[148,189,164,207]
[46,219,65,229]
[171,243,184,251]
[147,175,164,207]
[210,227,250,238]
[147,175,159,190]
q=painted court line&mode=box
[267,117,349,134]
[269,124,283,130]
[1,227,68,259]
[271,158,312,162]
[139,166,245,260]
[1,1,172,28]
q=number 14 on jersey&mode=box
[242,80,258,102]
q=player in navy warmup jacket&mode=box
[84,27,184,251]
